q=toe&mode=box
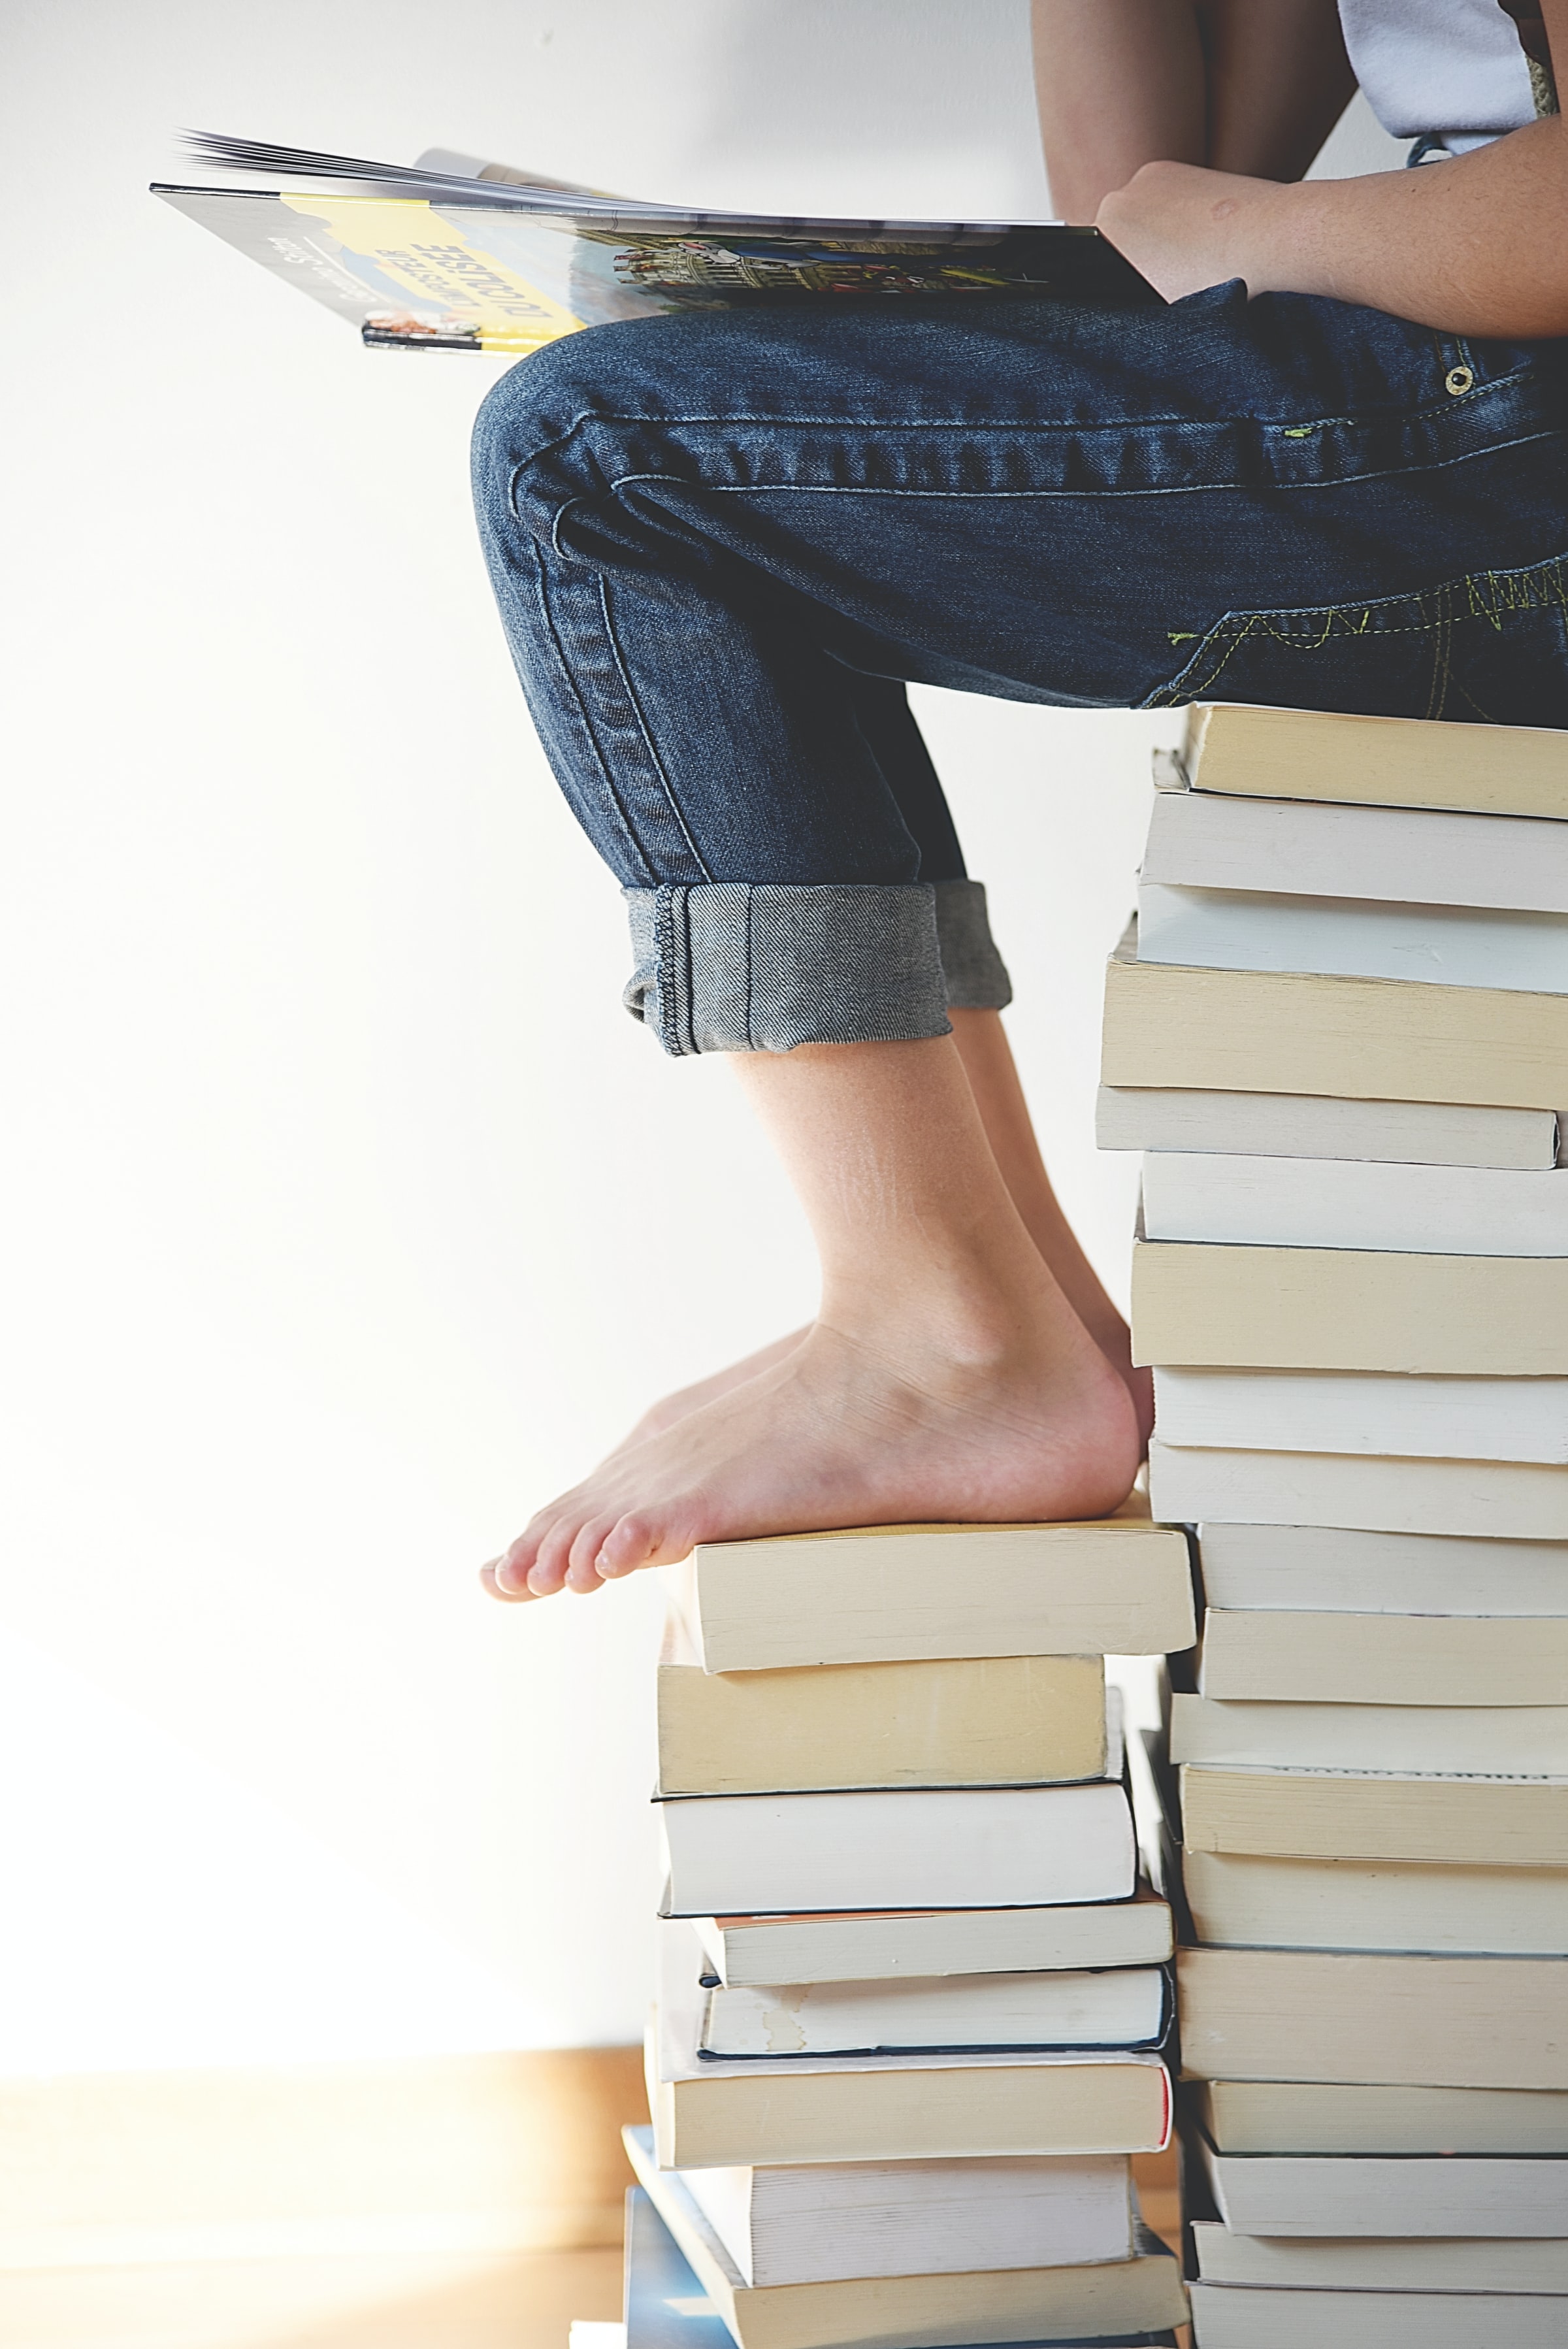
[480,1560,539,1604]
[527,1519,581,1596]
[596,1509,679,1579]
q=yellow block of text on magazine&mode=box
[278,195,584,352]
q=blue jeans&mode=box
[471,281,1568,1054]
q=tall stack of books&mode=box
[1100,700,1568,2347]
[622,1514,1198,2349]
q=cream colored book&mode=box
[1171,1692,1568,1776]
[697,1965,1168,2060]
[690,1882,1175,1987]
[664,1495,1194,1673]
[1176,1945,1568,2089]
[1102,940,1568,1110]
[1174,700,1568,820]
[1183,1846,1568,1956]
[1179,1762,1568,1868]
[677,2147,1134,2287]
[1196,1609,1568,1706]
[1132,1238,1568,1373]
[1195,1522,1568,1615]
[625,2127,1187,2349]
[1150,1440,1568,1541]
[1194,2128,1568,2237]
[1186,2279,1568,2349]
[1194,2078,1568,2157]
[644,2003,1172,2171]
[1096,1084,1558,1168]
[655,1624,1106,1798]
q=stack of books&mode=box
[1100,700,1568,2347]
[622,1513,1199,2348]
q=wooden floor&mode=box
[0,2244,624,2349]
[4,2153,1183,2349]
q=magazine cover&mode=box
[153,136,1160,357]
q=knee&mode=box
[470,321,664,543]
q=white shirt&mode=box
[1338,0,1537,153]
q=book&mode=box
[1179,1761,1568,1868]
[677,2151,1134,2286]
[1183,1845,1568,1955]
[625,2188,733,2349]
[1175,1945,1568,2089]
[645,2002,1173,2170]
[1194,1608,1568,1705]
[1191,2128,1568,2237]
[1171,1692,1568,1777]
[1141,1151,1568,1256]
[1096,1083,1558,1168]
[1192,2078,1568,2156]
[663,1502,1194,1673]
[624,2129,1188,2348]
[1184,2279,1568,2348]
[696,1964,1169,2059]
[1192,2220,1568,2288]
[1168,700,1568,821]
[689,1884,1175,1987]
[1132,1238,1568,1373]
[655,1630,1107,1798]
[1101,940,1568,1110]
[658,1767,1136,1918]
[1149,1440,1568,1541]
[1141,779,1568,910]
[1136,881,1568,992]
[1156,1366,1568,1463]
[154,136,1157,360]
[1195,1521,1568,1614]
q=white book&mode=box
[1194,2129,1568,2238]
[696,1966,1168,2059]
[1192,2222,1568,2292]
[1142,782,1568,911]
[1171,1692,1568,1776]
[1196,1521,1568,1615]
[1186,2280,1568,2349]
[1149,1440,1568,1541]
[1137,880,1568,992]
[626,2127,1187,2348]
[1143,1149,1568,1255]
[1183,1845,1568,1956]
[679,2152,1134,2286]
[689,1883,1174,1986]
[658,1773,1135,1918]
[1156,1366,1568,1464]
[1096,1085,1558,1168]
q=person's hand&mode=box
[1096,159,1297,302]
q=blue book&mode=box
[622,2188,1177,2349]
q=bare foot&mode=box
[606,1326,809,1453]
[482,1313,1139,1602]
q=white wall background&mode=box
[0,1,1402,2072]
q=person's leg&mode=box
[607,1005,1149,1454]
[473,290,1568,1596]
[485,1029,1138,1598]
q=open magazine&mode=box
[152,133,1160,357]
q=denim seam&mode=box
[1147,551,1568,707]
[528,540,660,887]
[589,422,1563,503]
[596,572,713,881]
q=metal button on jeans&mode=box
[1446,364,1476,395]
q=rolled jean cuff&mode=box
[933,879,1013,1011]
[621,882,953,1055]
[621,879,1013,1055]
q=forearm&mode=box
[1102,114,1568,337]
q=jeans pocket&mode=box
[1145,551,1568,729]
